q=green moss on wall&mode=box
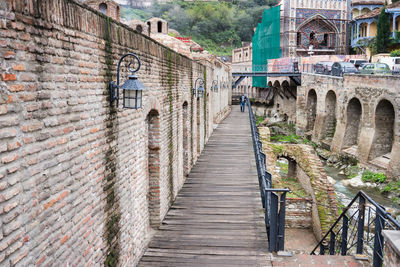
[203,67,207,139]
[167,50,174,204]
[104,16,121,267]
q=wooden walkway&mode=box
[138,108,270,266]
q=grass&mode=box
[255,115,264,125]
[276,161,288,175]
[382,180,400,196]
[361,170,387,184]
[280,176,309,198]
[270,134,300,143]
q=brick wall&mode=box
[0,0,230,266]
[286,198,313,229]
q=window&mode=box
[157,21,162,33]
[136,25,143,33]
[322,34,328,46]
[99,3,107,15]
[297,32,301,45]
[310,32,315,41]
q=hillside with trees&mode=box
[121,0,279,56]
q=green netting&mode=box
[252,6,280,88]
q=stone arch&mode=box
[273,80,280,89]
[99,3,107,15]
[306,89,317,132]
[322,90,337,141]
[361,7,371,16]
[267,81,273,87]
[147,21,151,35]
[297,15,338,49]
[343,98,362,149]
[369,99,395,160]
[182,102,189,176]
[146,109,161,228]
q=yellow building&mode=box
[351,1,400,57]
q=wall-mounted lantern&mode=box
[193,77,205,98]
[110,53,146,109]
[211,80,218,92]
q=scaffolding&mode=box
[252,6,281,88]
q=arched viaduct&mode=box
[258,73,400,178]
[296,74,400,178]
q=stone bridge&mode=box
[297,73,400,178]
[250,73,400,179]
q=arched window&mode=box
[310,32,315,41]
[297,32,301,45]
[99,3,107,15]
[157,21,162,33]
[147,21,151,35]
[136,25,143,33]
[322,34,328,46]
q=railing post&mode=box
[373,209,384,267]
[269,192,279,252]
[277,192,287,251]
[319,244,325,255]
[357,195,365,254]
[341,215,348,256]
[329,232,336,255]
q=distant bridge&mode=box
[232,64,302,88]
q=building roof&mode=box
[351,0,385,6]
[355,1,400,20]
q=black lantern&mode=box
[211,80,218,92]
[110,53,146,109]
[193,77,205,98]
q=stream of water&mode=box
[324,164,400,214]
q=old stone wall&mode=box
[259,126,337,241]
[285,198,313,229]
[250,78,298,124]
[297,73,400,179]
[0,0,230,266]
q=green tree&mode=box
[376,7,391,53]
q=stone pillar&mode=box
[351,24,354,42]
[357,126,375,163]
[388,137,400,179]
[368,22,371,38]
[393,15,396,38]
[331,121,346,153]
[382,230,400,267]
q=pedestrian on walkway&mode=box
[240,93,247,112]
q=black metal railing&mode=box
[247,98,289,252]
[311,190,400,267]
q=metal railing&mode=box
[233,64,299,74]
[247,99,289,252]
[311,190,400,267]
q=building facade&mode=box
[231,43,254,97]
[279,0,351,57]
[350,1,400,57]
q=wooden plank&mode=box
[138,108,271,266]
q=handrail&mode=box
[311,190,400,266]
[247,98,288,252]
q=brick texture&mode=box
[0,0,231,266]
